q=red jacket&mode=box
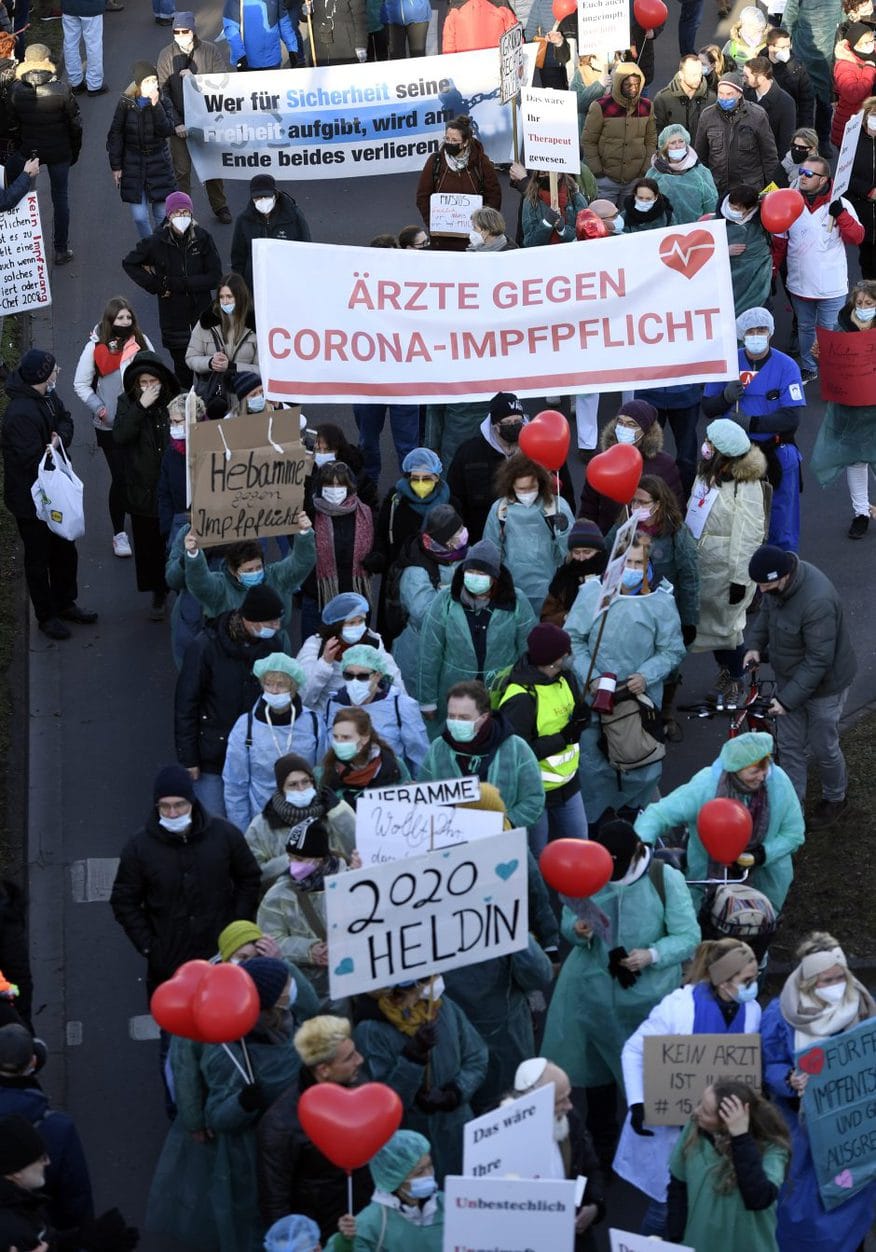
[441,0,517,53]
[831,52,876,147]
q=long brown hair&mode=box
[524,172,580,207]
[696,448,742,488]
[97,296,148,350]
[684,1080,791,1193]
[637,474,683,535]
[323,707,394,772]
[215,272,253,343]
[493,452,557,504]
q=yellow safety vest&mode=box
[501,676,579,791]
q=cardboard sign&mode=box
[520,87,581,174]
[188,407,308,547]
[443,1176,576,1252]
[643,1034,762,1125]
[462,1083,555,1179]
[355,795,503,866]
[610,1230,693,1252]
[326,828,528,999]
[595,512,638,616]
[577,0,629,60]
[429,191,483,237]
[816,326,876,406]
[798,1018,876,1211]
[366,777,481,805]
[0,189,51,316]
[499,23,525,104]
[832,110,864,203]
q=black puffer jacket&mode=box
[112,350,179,516]
[106,93,176,204]
[256,1069,372,1237]
[0,57,18,155]
[122,221,222,350]
[230,191,311,290]
[109,800,261,993]
[174,610,278,772]
[1,371,74,519]
[847,129,876,246]
[9,69,82,165]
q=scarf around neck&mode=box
[780,966,876,1053]
[266,789,325,830]
[377,992,439,1036]
[312,494,373,609]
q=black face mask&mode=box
[790,144,810,163]
[498,420,523,443]
[444,142,462,156]
[571,552,608,577]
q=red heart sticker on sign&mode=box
[799,1047,825,1076]
[658,230,715,280]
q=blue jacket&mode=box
[379,0,429,24]
[0,1084,93,1229]
[325,682,429,775]
[223,0,299,67]
[222,697,324,832]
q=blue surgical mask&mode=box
[724,206,745,222]
[239,569,264,587]
[736,981,759,1003]
[744,334,769,355]
[406,1175,438,1199]
[262,689,291,709]
[247,395,266,413]
[314,451,336,467]
[718,96,738,110]
[341,623,367,645]
[614,424,638,445]
[667,144,687,161]
[621,567,643,589]
[253,625,277,639]
[332,738,359,761]
[857,305,876,321]
[446,717,478,742]
[286,786,317,807]
[634,198,655,212]
[613,213,625,231]
[463,572,492,595]
[220,301,235,315]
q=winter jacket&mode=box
[771,53,815,129]
[353,994,489,1181]
[325,1197,444,1252]
[297,629,404,713]
[222,697,325,832]
[182,528,315,637]
[605,521,699,626]
[693,98,778,197]
[447,417,576,541]
[380,0,429,24]
[393,541,459,692]
[319,746,410,810]
[223,0,300,68]
[441,0,517,53]
[581,63,657,185]
[783,0,843,101]
[649,149,718,223]
[325,682,429,774]
[175,611,281,773]
[106,92,176,205]
[483,492,574,613]
[230,192,311,290]
[1,372,74,519]
[521,187,589,247]
[415,563,536,717]
[847,127,876,245]
[109,800,261,991]
[185,306,259,377]
[746,556,857,708]
[417,712,546,829]
[257,1070,372,1236]
[542,853,700,1090]
[243,789,356,886]
[157,444,187,537]
[9,69,81,165]
[652,72,716,137]
[369,481,456,574]
[73,326,155,429]
[309,0,367,62]
[742,81,796,178]
[415,139,502,252]
[157,36,230,128]
[637,758,804,910]
[772,188,864,299]
[578,419,685,532]
[61,0,103,15]
[257,865,348,999]
[112,350,179,516]
[0,1083,92,1230]
[687,446,769,650]
[122,221,222,351]
[832,49,876,147]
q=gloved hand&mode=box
[80,1208,139,1251]
[728,583,746,604]
[402,1021,437,1064]
[682,623,697,647]
[541,206,561,229]
[748,844,766,866]
[238,1081,269,1111]
[828,199,844,219]
[415,1083,461,1113]
[723,380,745,403]
[362,550,385,574]
[236,56,249,70]
[563,709,591,742]
[608,946,639,989]
[629,1103,654,1137]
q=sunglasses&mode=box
[343,670,373,681]
[798,167,824,178]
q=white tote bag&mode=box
[30,441,85,541]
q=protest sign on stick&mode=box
[832,110,863,203]
[0,190,51,316]
[499,23,525,159]
[643,1034,762,1126]
[577,0,629,64]
[355,795,503,865]
[520,87,580,174]
[462,1083,555,1179]
[443,1176,577,1251]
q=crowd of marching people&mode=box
[1,0,876,1245]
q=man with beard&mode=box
[507,1059,606,1249]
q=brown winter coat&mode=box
[581,62,657,184]
[578,419,686,531]
[415,137,502,253]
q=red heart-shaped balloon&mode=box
[552,0,576,18]
[518,408,570,472]
[150,959,212,1040]
[586,444,643,504]
[191,963,261,1044]
[540,839,613,899]
[798,1047,826,1076]
[759,188,804,235]
[299,1082,404,1171]
[633,0,668,26]
[658,229,716,280]
[696,798,753,866]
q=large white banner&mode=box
[325,828,528,1000]
[254,221,737,403]
[183,48,535,181]
[0,190,51,316]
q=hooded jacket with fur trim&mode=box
[582,62,657,184]
[578,418,685,532]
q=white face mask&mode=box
[515,489,539,507]
[817,982,847,1004]
[286,786,317,807]
[263,689,291,709]
[314,451,336,467]
[159,812,191,833]
[868,115,876,133]
[634,198,656,212]
[773,47,791,62]
[341,622,367,645]
[171,214,192,233]
[667,144,687,161]
[857,304,876,320]
[468,230,484,247]
[346,678,373,705]
[169,422,186,439]
[615,424,638,444]
[419,975,445,1001]
[174,34,194,50]
[724,206,746,222]
[254,196,276,215]
[322,486,348,505]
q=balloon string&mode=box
[220,1042,250,1083]
[240,1036,255,1084]
[347,1171,353,1215]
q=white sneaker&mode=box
[113,532,132,557]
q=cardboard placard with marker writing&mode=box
[643,1034,762,1125]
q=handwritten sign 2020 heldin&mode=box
[643,1034,762,1126]
[799,1018,876,1211]
[325,828,528,999]
[816,327,876,407]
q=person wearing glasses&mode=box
[398,224,430,249]
[323,644,429,773]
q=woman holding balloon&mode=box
[578,400,685,532]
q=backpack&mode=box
[705,882,777,940]
[597,692,666,772]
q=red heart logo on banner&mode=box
[798,1047,825,1076]
[658,230,715,280]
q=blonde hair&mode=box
[167,392,205,422]
[293,1015,351,1067]
[686,938,756,985]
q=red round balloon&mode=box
[150,959,212,1040]
[518,409,570,471]
[540,839,614,898]
[633,0,668,26]
[191,963,261,1044]
[696,798,753,865]
[552,0,577,19]
[586,444,644,504]
[299,1083,404,1171]
[759,188,804,234]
